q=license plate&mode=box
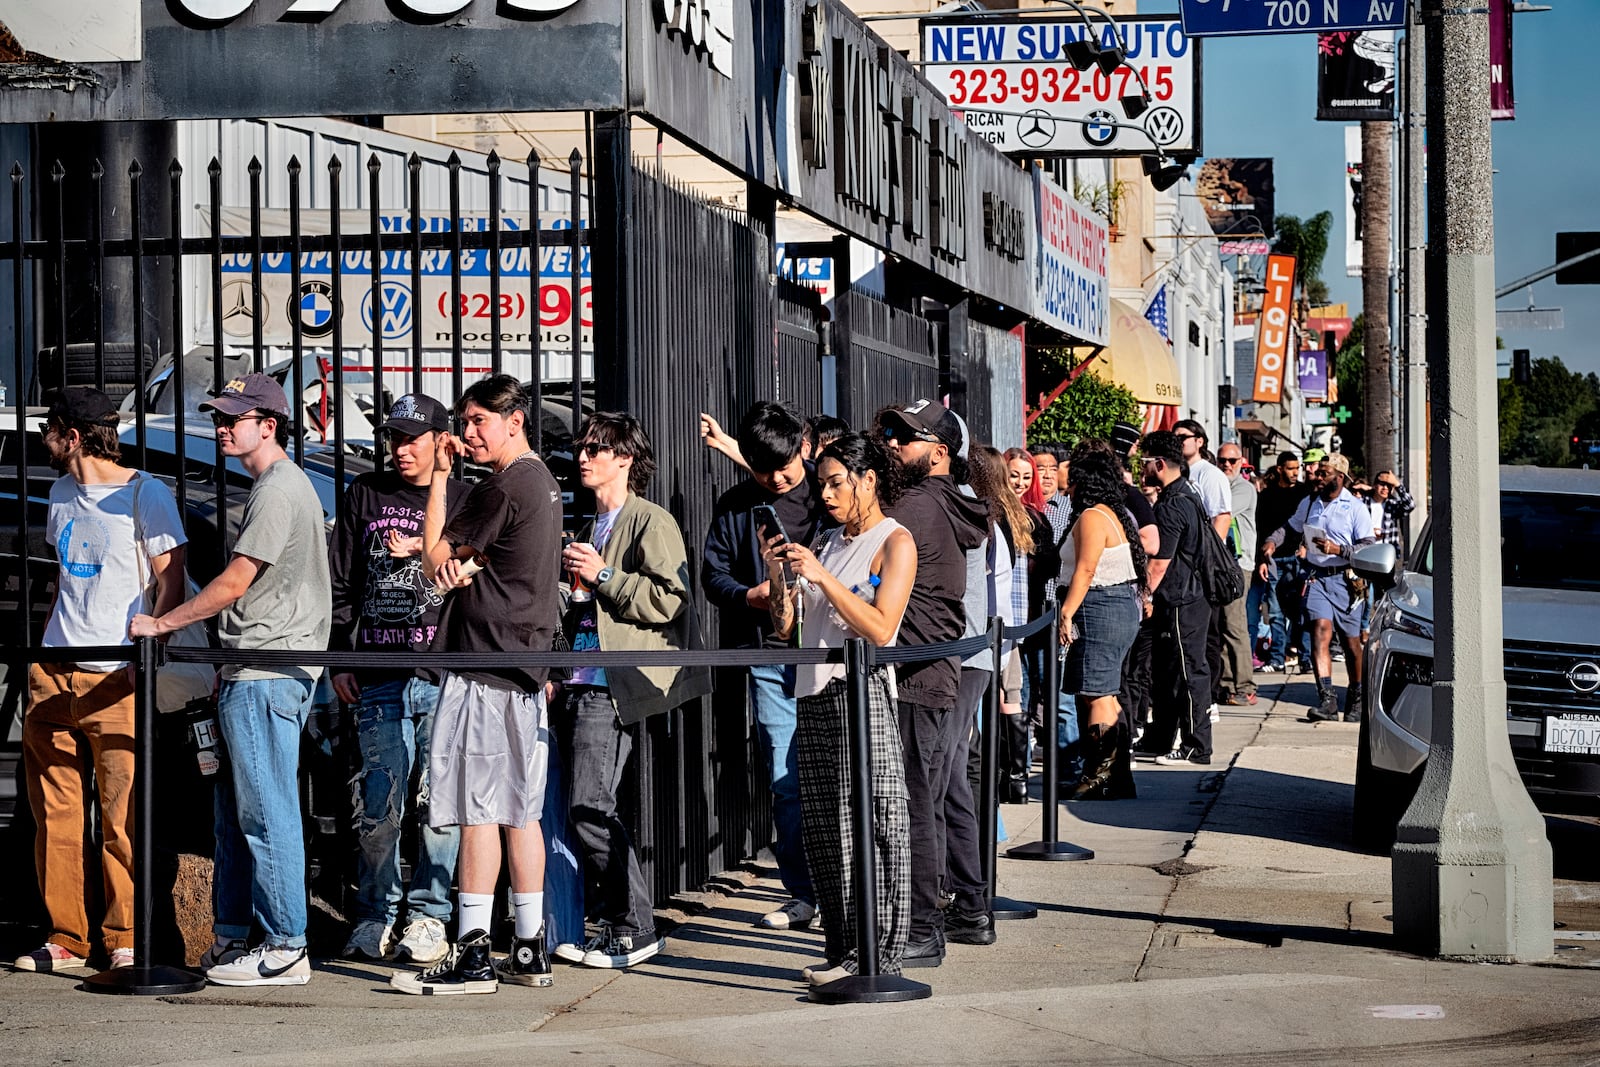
[1543,715,1600,755]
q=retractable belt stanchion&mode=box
[83,637,206,996]
[1007,604,1094,862]
[810,638,930,1005]
[978,618,1038,921]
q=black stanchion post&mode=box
[83,638,206,996]
[810,638,929,1005]
[1007,604,1094,862]
[980,618,1038,921]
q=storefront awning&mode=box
[1088,299,1184,407]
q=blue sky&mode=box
[1141,1,1600,376]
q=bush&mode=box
[1026,369,1142,448]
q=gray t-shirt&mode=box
[1228,472,1259,572]
[219,458,331,682]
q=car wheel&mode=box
[1352,706,1424,855]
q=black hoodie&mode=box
[888,472,991,706]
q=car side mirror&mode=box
[1350,542,1399,588]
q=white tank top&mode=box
[796,517,906,699]
[1059,505,1139,588]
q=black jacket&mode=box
[701,475,824,649]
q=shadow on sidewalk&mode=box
[1029,900,1395,953]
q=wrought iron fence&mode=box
[834,289,939,429]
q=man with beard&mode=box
[879,400,990,968]
[1260,453,1375,723]
[16,388,187,974]
[1254,452,1313,673]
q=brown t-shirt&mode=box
[432,455,563,692]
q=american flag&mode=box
[1144,285,1170,341]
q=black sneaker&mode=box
[1154,746,1210,766]
[499,933,553,987]
[944,909,997,946]
[389,929,498,995]
[901,930,945,968]
[1306,688,1341,722]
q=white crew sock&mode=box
[458,892,494,941]
[512,892,545,939]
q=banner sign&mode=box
[1219,239,1271,256]
[921,16,1201,156]
[1316,30,1396,121]
[1297,349,1329,400]
[1344,125,1363,279]
[1491,0,1515,121]
[201,208,591,355]
[1196,159,1275,240]
[1032,169,1110,346]
[1251,253,1296,404]
[1179,0,1405,38]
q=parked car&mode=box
[1351,465,1600,853]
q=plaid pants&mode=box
[796,669,911,975]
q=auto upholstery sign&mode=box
[1033,169,1109,346]
[201,208,591,355]
[922,16,1199,156]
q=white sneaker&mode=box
[204,944,311,987]
[554,925,608,964]
[579,932,664,969]
[1208,703,1221,724]
[198,937,248,971]
[394,916,448,965]
[758,899,816,930]
[342,919,394,961]
[109,947,135,970]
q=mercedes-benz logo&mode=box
[220,279,256,339]
[1145,105,1185,147]
[1083,109,1118,148]
[1569,661,1600,694]
[1017,109,1057,149]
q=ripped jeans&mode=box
[352,678,460,927]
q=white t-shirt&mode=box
[44,472,186,671]
[1188,458,1233,521]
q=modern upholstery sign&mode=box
[1032,169,1109,346]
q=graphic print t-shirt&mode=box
[45,472,187,671]
[567,505,621,689]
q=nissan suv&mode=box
[1352,465,1600,852]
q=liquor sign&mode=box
[1316,30,1396,121]
[1032,168,1110,346]
[1196,158,1274,239]
[1251,253,1296,404]
[1491,0,1515,121]
[921,16,1201,156]
[1179,0,1404,38]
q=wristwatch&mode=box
[595,566,615,585]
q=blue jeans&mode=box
[1271,558,1313,665]
[214,675,316,950]
[749,664,813,906]
[1023,645,1081,779]
[353,678,460,926]
[1247,574,1272,659]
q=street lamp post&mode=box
[1389,3,1552,961]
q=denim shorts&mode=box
[1064,582,1142,698]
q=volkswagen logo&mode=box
[1017,109,1057,149]
[1569,661,1600,695]
[361,281,414,340]
[1144,106,1185,148]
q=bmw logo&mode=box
[1084,109,1118,149]
[291,280,337,339]
[1569,661,1600,695]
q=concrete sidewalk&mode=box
[6,670,1600,1066]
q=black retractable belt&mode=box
[1006,604,1095,862]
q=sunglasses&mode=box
[882,426,938,444]
[210,412,268,429]
[577,441,614,458]
[1218,456,1243,465]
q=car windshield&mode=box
[1416,491,1600,591]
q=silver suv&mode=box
[1351,465,1600,852]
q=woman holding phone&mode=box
[765,433,916,987]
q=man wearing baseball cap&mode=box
[132,371,331,986]
[1260,452,1375,723]
[327,393,468,967]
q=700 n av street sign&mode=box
[1179,0,1404,38]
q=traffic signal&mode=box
[1513,349,1531,386]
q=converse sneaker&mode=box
[758,899,816,930]
[579,931,664,969]
[394,915,449,965]
[390,929,497,995]
[11,943,89,973]
[554,924,609,964]
[342,919,394,961]
[205,944,311,987]
[1154,746,1211,767]
[199,936,248,971]
[498,933,554,987]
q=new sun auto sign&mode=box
[0,0,624,123]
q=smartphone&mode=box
[752,504,789,547]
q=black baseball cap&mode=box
[199,372,290,417]
[1109,420,1142,457]
[882,398,962,452]
[44,386,121,429]
[381,393,450,437]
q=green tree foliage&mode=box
[1272,211,1334,304]
[1496,355,1600,467]
[1334,313,1367,472]
[1027,368,1142,448]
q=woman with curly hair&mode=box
[1058,448,1149,800]
[765,432,916,987]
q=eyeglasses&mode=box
[210,413,268,429]
[577,441,614,458]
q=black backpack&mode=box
[1177,488,1247,607]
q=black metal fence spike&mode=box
[486,149,500,167]
[51,159,64,180]
[247,156,262,176]
[568,147,582,166]
[446,150,461,168]
[287,154,302,177]
[328,155,343,175]
[408,152,421,170]
[208,157,222,177]
[9,161,21,181]
[169,158,183,178]
[90,159,105,180]
[127,160,143,179]
[367,152,381,173]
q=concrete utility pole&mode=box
[1360,119,1395,473]
[1390,5,1552,961]
[1401,21,1428,537]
